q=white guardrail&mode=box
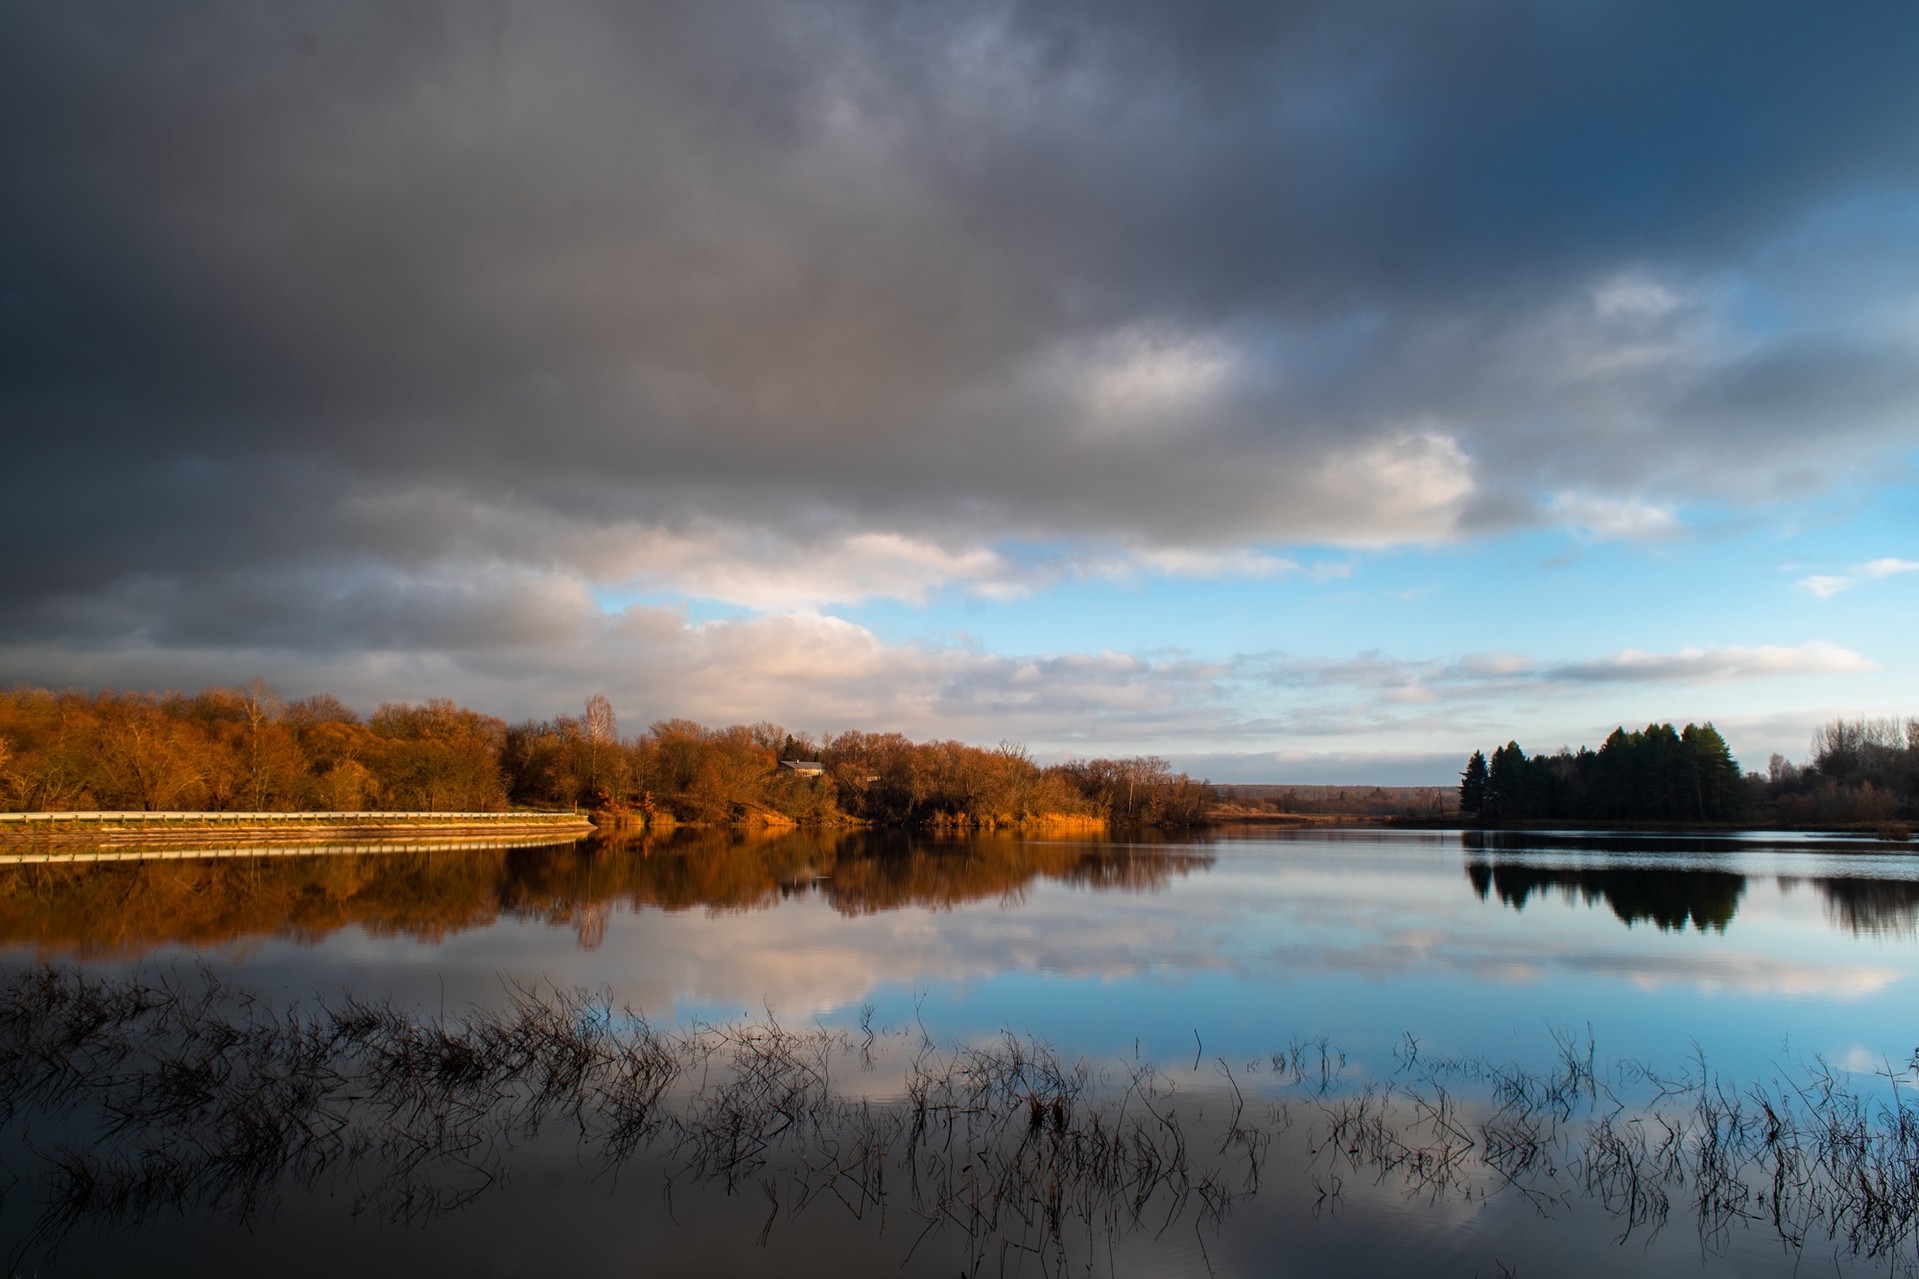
[0,811,583,823]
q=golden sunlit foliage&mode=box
[0,684,1212,828]
[0,685,507,813]
[498,707,1211,827]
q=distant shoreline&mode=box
[1383,815,1915,842]
[3,809,1911,852]
[1207,811,1917,847]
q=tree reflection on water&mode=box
[1466,861,1746,931]
[0,830,1213,959]
[1468,854,1919,938]
[1801,876,1919,938]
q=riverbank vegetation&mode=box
[1755,717,1919,829]
[0,684,1211,829]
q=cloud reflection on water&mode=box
[0,829,1913,1044]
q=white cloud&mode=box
[1548,492,1685,541]
[1183,750,1464,786]
[1544,642,1877,683]
[1076,326,1236,429]
[1128,547,1295,578]
[338,490,1374,610]
[1308,428,1476,546]
[1451,652,1533,679]
[577,524,1020,609]
[1095,546,1333,582]
[1591,272,1686,321]
[1260,641,1878,698]
[1834,1044,1913,1078]
[1796,557,1919,599]
[596,527,1358,608]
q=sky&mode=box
[3,0,1917,784]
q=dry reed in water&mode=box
[0,966,1914,1276]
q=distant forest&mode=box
[1213,785,1454,820]
[1458,724,1744,823]
[1460,717,1919,828]
[0,684,1211,829]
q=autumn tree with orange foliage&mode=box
[0,684,1212,826]
[0,685,507,812]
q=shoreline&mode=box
[2,809,1912,853]
[0,810,596,849]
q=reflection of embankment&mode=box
[1467,860,1745,932]
[0,830,1213,959]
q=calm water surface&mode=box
[2,826,1915,1276]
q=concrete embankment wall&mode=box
[0,811,595,849]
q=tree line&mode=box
[1458,716,1919,829]
[1755,717,1919,827]
[0,684,1211,828]
[1457,723,1743,823]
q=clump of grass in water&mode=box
[0,965,1915,1276]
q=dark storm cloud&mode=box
[4,0,1919,661]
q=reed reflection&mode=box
[0,829,1213,959]
[3,967,1915,1279]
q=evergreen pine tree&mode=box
[1487,741,1527,819]
[1459,750,1489,817]
[1680,722,1742,821]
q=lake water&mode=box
[2,825,1915,1276]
